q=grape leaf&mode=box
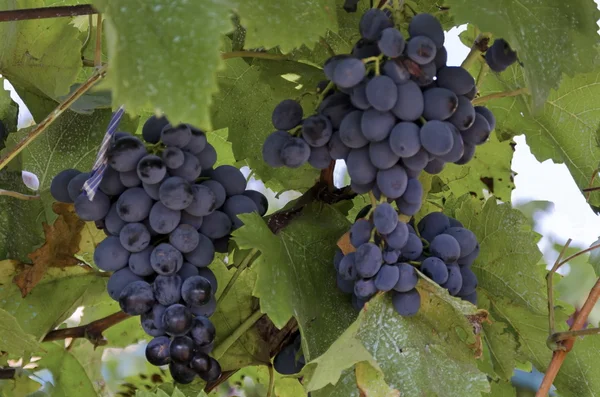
[0,307,41,355]
[232,204,357,360]
[312,369,360,397]
[0,107,138,261]
[0,265,106,340]
[227,365,306,397]
[208,128,235,168]
[37,343,96,397]
[0,369,42,397]
[0,0,82,99]
[67,340,105,396]
[233,0,338,53]
[588,237,600,278]
[446,0,600,107]
[481,313,518,381]
[92,0,232,130]
[355,361,400,397]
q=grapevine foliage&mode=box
[0,0,599,396]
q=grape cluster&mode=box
[50,115,268,384]
[273,334,306,375]
[335,206,479,316]
[262,10,496,216]
[485,39,518,72]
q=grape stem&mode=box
[471,87,529,105]
[266,364,275,397]
[368,191,378,208]
[0,64,108,172]
[461,33,491,70]
[0,189,40,200]
[94,13,103,68]
[217,248,259,305]
[475,62,489,89]
[42,311,130,346]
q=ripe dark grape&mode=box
[202,180,227,209]
[142,115,169,144]
[146,336,171,366]
[272,99,303,130]
[485,39,517,72]
[396,198,420,216]
[107,137,147,172]
[190,316,216,347]
[421,257,449,284]
[374,264,400,291]
[169,224,200,253]
[163,303,194,336]
[190,353,211,374]
[223,195,258,229]
[385,222,409,249]
[366,76,398,112]
[359,9,393,41]
[418,212,450,242]
[402,148,429,171]
[368,139,400,170]
[170,335,195,363]
[376,165,407,199]
[382,60,410,84]
[354,278,377,299]
[169,151,202,182]
[475,106,496,131]
[119,280,155,315]
[94,236,130,271]
[332,57,366,88]
[339,110,368,148]
[74,191,110,221]
[458,267,478,296]
[302,115,333,147]
[402,178,423,204]
[119,169,141,188]
[67,172,90,201]
[119,222,151,253]
[442,264,463,296]
[190,296,217,318]
[149,202,181,234]
[408,13,444,48]
[389,122,421,158]
[143,181,161,200]
[318,92,354,129]
[448,96,476,131]
[182,276,212,306]
[355,243,383,278]
[401,234,423,260]
[361,109,395,142]
[406,36,437,65]
[308,145,332,169]
[107,268,143,300]
[338,252,357,281]
[438,124,465,163]
[347,147,377,184]
[445,227,478,258]
[350,82,370,110]
[211,165,247,197]
[141,304,166,336]
[394,263,418,292]
[184,234,215,267]
[456,142,476,165]
[99,166,126,196]
[378,27,405,58]
[170,362,197,384]
[163,146,185,169]
[196,143,218,170]
[128,246,154,276]
[153,274,182,306]
[392,289,421,316]
[458,244,480,267]
[137,155,166,184]
[182,126,208,154]
[422,88,458,121]
[198,357,222,382]
[462,113,492,145]
[350,219,372,248]
[151,243,183,275]
[117,187,153,222]
[199,211,232,240]
[434,46,448,69]
[185,184,216,217]
[161,124,192,148]
[436,66,475,96]
[159,177,193,210]
[373,202,398,234]
[392,81,423,121]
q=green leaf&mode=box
[233,0,338,53]
[0,78,18,148]
[354,361,400,397]
[1,107,138,261]
[37,343,96,397]
[0,0,82,99]
[208,128,235,168]
[67,340,105,396]
[588,237,600,277]
[355,290,489,396]
[232,204,356,359]
[0,369,42,397]
[0,265,106,340]
[0,307,41,355]
[446,0,600,107]
[92,0,232,130]
[482,314,518,381]
[312,369,360,397]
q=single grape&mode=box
[448,96,476,131]
[373,203,398,234]
[376,165,408,199]
[392,81,424,121]
[382,248,401,264]
[421,257,449,284]
[434,46,448,69]
[161,124,192,148]
[412,61,436,87]
[352,39,382,61]
[374,264,400,291]
[180,212,204,230]
[339,110,368,149]
[182,126,208,154]
[402,148,430,171]
[420,120,454,156]
[159,176,193,211]
[150,243,184,275]
[306,145,331,169]
[402,178,423,205]
[406,36,437,65]
[102,204,124,236]
[461,290,478,305]
[359,8,393,41]
[99,166,126,196]
[396,197,421,216]
[436,66,475,96]
[199,211,232,240]
[280,137,311,168]
[408,13,444,48]
[211,165,247,197]
[392,289,421,316]
[302,115,332,147]
[169,362,197,384]
[163,303,194,336]
[119,222,151,253]
[355,243,383,278]
[149,202,181,234]
[458,267,478,296]
[354,278,377,299]
[190,315,216,346]
[119,280,155,315]
[485,39,517,72]
[332,57,366,88]
[198,357,222,383]
[185,184,216,217]
[170,224,200,253]
[350,82,370,110]
[333,249,344,272]
[318,92,355,129]
[324,55,349,80]
[196,143,218,170]
[394,263,418,292]
[223,195,258,229]
[350,219,372,248]
[142,115,170,144]
[178,262,200,282]
[417,212,450,242]
[368,139,400,170]
[146,336,171,366]
[170,335,195,363]
[351,181,374,194]
[107,136,147,172]
[385,222,409,250]
[442,264,463,296]
[337,274,355,294]
[401,234,423,260]
[94,236,130,271]
[361,109,395,142]
[129,246,155,276]
[190,295,217,317]
[458,244,480,267]
[190,353,212,374]
[461,113,491,145]
[455,142,475,165]
[338,252,357,281]
[163,146,186,169]
[366,76,398,112]
[117,187,153,222]
[169,151,202,182]
[209,233,228,253]
[67,172,90,201]
[444,227,478,258]
[201,180,227,209]
[182,275,212,307]
[142,180,161,200]
[141,304,166,337]
[438,123,465,163]
[272,99,303,130]
[107,268,143,300]
[422,88,458,121]
[378,27,405,58]
[196,268,218,293]
[137,155,167,184]
[347,147,377,185]
[119,169,141,188]
[389,122,420,158]
[474,106,496,131]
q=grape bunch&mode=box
[50,115,268,384]
[263,9,496,216]
[485,38,518,72]
[335,204,479,317]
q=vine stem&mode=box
[266,364,275,397]
[43,311,130,345]
[94,13,102,67]
[0,64,108,172]
[217,248,259,305]
[0,189,40,200]
[537,278,600,397]
[211,310,264,360]
[472,87,529,105]
[461,46,482,70]
[221,51,289,61]
[0,4,97,22]
[547,239,572,335]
